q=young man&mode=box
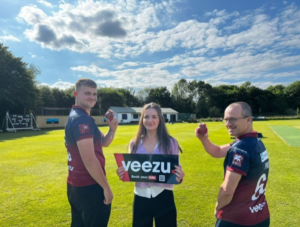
[196,102,270,227]
[65,78,118,227]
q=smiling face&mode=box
[224,104,252,137]
[143,108,160,132]
[74,85,97,111]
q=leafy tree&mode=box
[38,85,56,107]
[0,43,39,125]
[171,79,195,113]
[208,106,222,117]
[285,81,300,110]
[97,88,125,115]
[209,85,240,112]
[136,88,152,105]
[266,85,288,114]
[116,88,140,107]
[193,81,212,117]
[52,87,75,108]
[145,87,172,107]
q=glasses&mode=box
[223,116,249,124]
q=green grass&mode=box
[0,120,300,226]
[270,125,300,146]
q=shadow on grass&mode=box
[0,129,62,142]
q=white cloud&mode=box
[0,35,20,42]
[71,63,182,89]
[50,81,74,90]
[71,65,109,75]
[16,1,300,62]
[17,5,47,25]
[14,1,300,90]
[37,0,54,8]
[29,52,36,58]
[115,61,140,69]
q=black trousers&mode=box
[67,184,111,227]
[133,190,177,227]
[216,217,270,227]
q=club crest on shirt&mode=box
[79,124,90,134]
[232,153,244,167]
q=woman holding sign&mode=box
[117,102,185,227]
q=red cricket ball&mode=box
[197,125,207,135]
[105,111,114,121]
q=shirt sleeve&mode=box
[226,146,250,176]
[170,138,179,155]
[128,139,134,153]
[71,116,96,142]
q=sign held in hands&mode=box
[114,153,179,184]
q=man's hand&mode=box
[214,206,219,217]
[105,111,114,121]
[107,113,118,132]
[103,186,113,205]
[102,115,118,147]
[195,123,208,139]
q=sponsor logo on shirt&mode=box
[249,202,266,213]
[232,153,244,167]
[79,124,90,134]
[260,150,268,162]
[232,147,248,154]
[265,161,269,169]
[68,152,72,161]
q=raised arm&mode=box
[102,117,118,147]
[195,123,230,158]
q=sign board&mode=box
[9,114,32,129]
[114,153,179,184]
[2,112,40,132]
[46,118,59,124]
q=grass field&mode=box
[270,125,300,146]
[0,120,300,227]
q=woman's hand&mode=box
[175,165,185,183]
[116,166,125,180]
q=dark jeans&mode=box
[67,184,111,227]
[133,190,177,227]
[216,217,270,227]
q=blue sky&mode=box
[1,0,300,90]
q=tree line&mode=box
[1,43,300,126]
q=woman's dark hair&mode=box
[131,102,182,154]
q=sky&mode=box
[1,0,300,91]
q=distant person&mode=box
[196,102,270,227]
[117,102,185,227]
[65,78,118,227]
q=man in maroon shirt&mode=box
[65,78,118,227]
[196,102,270,227]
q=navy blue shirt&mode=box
[65,105,105,187]
[218,132,270,225]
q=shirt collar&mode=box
[236,131,257,140]
[72,105,89,116]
